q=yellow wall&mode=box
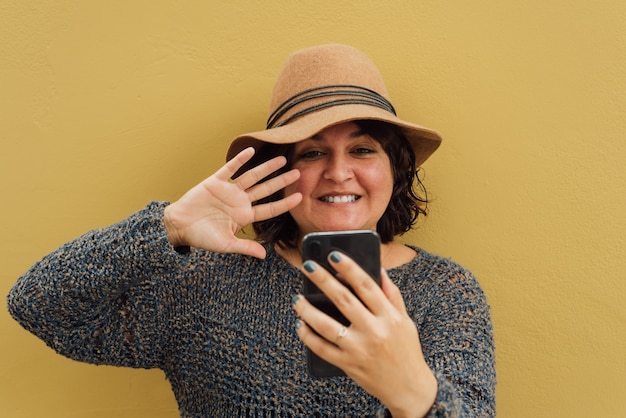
[1,1,624,417]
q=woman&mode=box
[8,44,495,417]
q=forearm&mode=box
[388,345,494,418]
[6,201,183,367]
[420,276,496,417]
[392,269,496,418]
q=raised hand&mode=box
[164,147,302,258]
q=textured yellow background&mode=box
[1,1,625,417]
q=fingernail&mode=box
[291,295,301,305]
[329,251,341,263]
[294,319,302,330]
[303,260,316,272]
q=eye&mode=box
[351,147,376,155]
[297,149,325,160]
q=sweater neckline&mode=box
[265,243,425,275]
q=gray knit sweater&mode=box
[7,202,495,417]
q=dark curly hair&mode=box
[236,120,429,248]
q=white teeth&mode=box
[321,195,358,203]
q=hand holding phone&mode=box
[301,230,381,377]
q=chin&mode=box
[318,222,370,232]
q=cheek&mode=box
[372,172,395,208]
[365,162,394,191]
[286,165,315,195]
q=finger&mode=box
[299,259,370,329]
[233,155,288,191]
[215,147,256,181]
[246,168,300,203]
[224,237,268,259]
[328,251,390,316]
[295,319,345,368]
[293,295,350,349]
[380,268,408,315]
[252,192,302,222]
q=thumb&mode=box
[381,268,408,314]
[229,238,268,259]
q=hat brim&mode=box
[226,104,442,168]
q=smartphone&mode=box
[301,230,381,377]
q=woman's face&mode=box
[285,121,394,240]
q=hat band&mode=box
[266,84,396,129]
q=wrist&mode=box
[387,367,438,418]
[163,203,185,248]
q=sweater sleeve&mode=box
[419,264,496,417]
[6,201,185,369]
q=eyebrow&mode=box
[310,128,367,141]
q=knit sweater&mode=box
[7,202,496,417]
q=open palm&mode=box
[164,147,301,258]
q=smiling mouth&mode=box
[319,195,360,203]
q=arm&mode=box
[6,202,181,368]
[418,269,496,417]
[7,147,302,368]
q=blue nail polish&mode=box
[294,319,302,329]
[303,260,316,272]
[330,251,341,263]
[291,295,300,305]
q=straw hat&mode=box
[226,44,442,168]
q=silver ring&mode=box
[337,326,349,340]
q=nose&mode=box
[323,153,353,183]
